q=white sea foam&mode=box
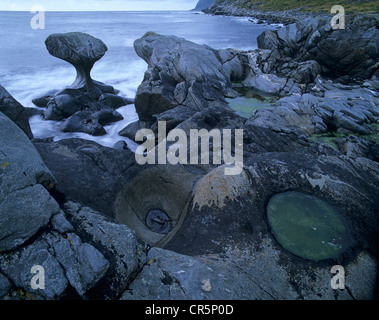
[1,11,274,151]
[30,104,140,152]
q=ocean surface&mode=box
[0,10,277,148]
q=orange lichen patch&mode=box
[1,161,10,169]
[192,165,251,210]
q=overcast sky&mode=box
[0,0,199,11]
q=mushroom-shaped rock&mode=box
[45,32,108,88]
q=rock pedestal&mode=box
[33,32,132,136]
[45,32,108,89]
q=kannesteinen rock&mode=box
[45,32,108,89]
[32,32,132,136]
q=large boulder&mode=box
[0,112,58,252]
[133,32,239,122]
[33,138,139,218]
[33,137,208,247]
[166,153,379,256]
[0,85,33,139]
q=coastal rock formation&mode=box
[122,243,377,300]
[33,138,139,217]
[257,15,379,80]
[246,80,379,136]
[0,85,33,139]
[0,112,58,252]
[193,0,216,11]
[1,5,379,300]
[0,108,148,299]
[166,153,379,256]
[32,32,132,136]
[133,32,240,123]
[124,26,378,143]
[45,32,108,89]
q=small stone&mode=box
[51,211,74,234]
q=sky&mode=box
[0,0,199,11]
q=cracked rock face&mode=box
[0,112,58,252]
[257,15,379,80]
[133,32,238,122]
[0,85,33,139]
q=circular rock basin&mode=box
[267,191,351,262]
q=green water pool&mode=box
[267,191,351,261]
[226,88,277,119]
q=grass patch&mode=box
[308,132,344,150]
[237,0,379,13]
[309,124,379,149]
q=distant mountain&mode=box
[193,0,216,11]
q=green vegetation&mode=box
[226,87,278,118]
[236,0,379,13]
[309,124,379,150]
[267,191,351,261]
[308,132,345,150]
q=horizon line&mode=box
[0,9,198,12]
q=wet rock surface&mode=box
[0,112,58,252]
[1,11,379,299]
[0,85,33,139]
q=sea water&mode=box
[0,11,276,149]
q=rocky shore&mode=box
[0,5,378,300]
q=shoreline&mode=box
[201,2,379,25]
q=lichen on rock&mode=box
[192,165,251,210]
